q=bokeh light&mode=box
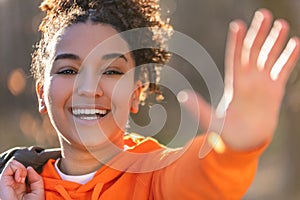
[19,111,58,147]
[7,68,27,96]
[19,111,38,138]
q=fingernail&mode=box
[177,90,189,103]
[288,37,297,49]
[21,177,26,183]
[229,21,239,33]
[254,10,264,23]
[273,20,283,30]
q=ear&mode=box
[36,82,47,114]
[130,81,142,114]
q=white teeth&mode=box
[81,116,98,120]
[72,108,108,116]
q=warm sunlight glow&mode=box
[208,131,226,153]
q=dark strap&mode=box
[0,146,61,174]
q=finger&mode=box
[178,90,212,132]
[224,20,246,101]
[257,19,289,71]
[5,160,27,184]
[242,9,273,68]
[26,166,44,195]
[224,20,247,89]
[273,37,300,83]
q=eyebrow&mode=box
[53,53,128,62]
[54,53,80,62]
[102,53,128,62]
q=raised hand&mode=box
[0,160,44,200]
[182,9,300,150]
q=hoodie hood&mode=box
[40,133,165,200]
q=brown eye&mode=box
[57,69,77,75]
[103,70,124,75]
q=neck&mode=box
[58,132,124,175]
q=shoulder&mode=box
[0,146,61,174]
[124,133,166,153]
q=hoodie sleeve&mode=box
[150,134,269,200]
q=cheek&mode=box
[102,77,135,127]
[102,77,135,108]
[44,77,73,110]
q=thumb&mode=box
[26,166,44,196]
[178,90,213,132]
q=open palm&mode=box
[183,9,300,151]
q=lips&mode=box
[71,108,110,120]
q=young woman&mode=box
[0,0,299,199]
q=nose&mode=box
[76,70,103,98]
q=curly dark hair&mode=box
[31,0,172,101]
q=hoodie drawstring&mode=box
[92,183,104,200]
[55,185,72,200]
[53,183,104,199]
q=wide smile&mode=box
[71,108,110,121]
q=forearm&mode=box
[152,134,268,199]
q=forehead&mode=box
[54,23,130,59]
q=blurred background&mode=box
[1,0,300,199]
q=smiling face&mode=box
[37,22,140,149]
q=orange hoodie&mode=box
[40,134,267,200]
